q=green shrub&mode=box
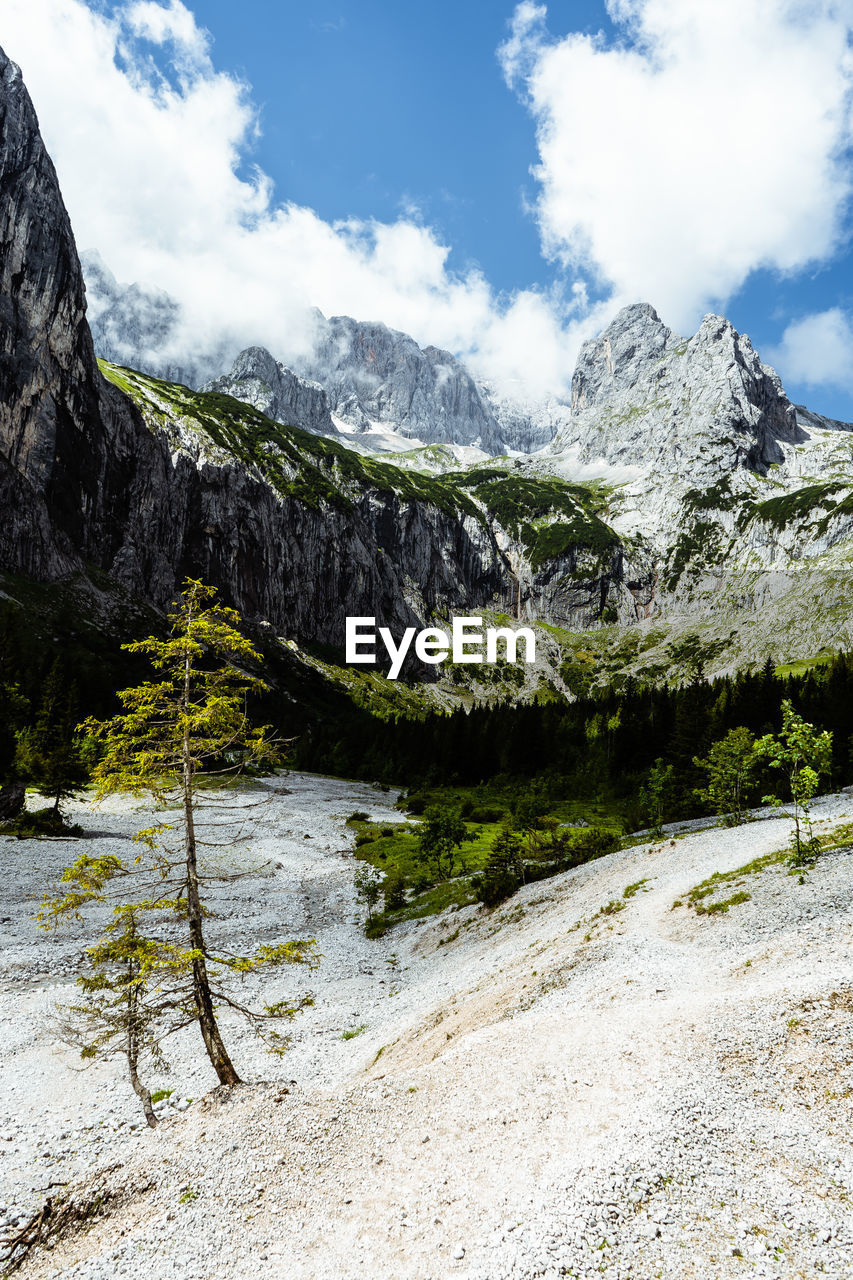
[473,822,618,909]
[695,890,751,915]
[1,807,83,838]
[383,869,407,912]
[467,806,504,823]
[559,826,618,864]
[473,864,520,908]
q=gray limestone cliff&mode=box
[552,303,804,482]
[794,404,853,434]
[0,48,120,580]
[2,45,621,647]
[204,347,338,438]
[295,313,506,451]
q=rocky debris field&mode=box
[2,774,853,1279]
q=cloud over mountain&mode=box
[6,0,853,403]
[2,0,597,398]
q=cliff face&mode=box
[554,303,804,482]
[295,314,506,451]
[1,46,630,644]
[95,387,510,644]
[0,49,106,578]
[204,347,338,439]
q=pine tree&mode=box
[16,658,86,813]
[41,580,318,1117]
[475,825,524,907]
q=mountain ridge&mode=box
[4,42,853,689]
[79,253,561,455]
[0,46,535,649]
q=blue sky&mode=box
[6,0,853,416]
[176,1,610,293]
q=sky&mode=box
[4,0,853,413]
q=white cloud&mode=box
[769,308,853,392]
[124,0,209,65]
[1,0,590,397]
[500,1,548,88]
[500,0,853,331]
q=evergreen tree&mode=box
[0,680,26,785]
[41,580,318,1117]
[475,826,523,907]
[15,658,86,813]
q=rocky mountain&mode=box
[0,44,639,666]
[79,257,559,454]
[527,300,853,673]
[203,346,338,438]
[552,302,803,480]
[6,42,853,696]
[794,404,853,434]
[291,313,506,451]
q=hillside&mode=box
[3,775,853,1279]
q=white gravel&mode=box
[3,773,853,1279]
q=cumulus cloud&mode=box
[500,0,853,331]
[769,309,853,392]
[1,0,591,397]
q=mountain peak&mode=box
[571,302,676,414]
[555,301,802,482]
[204,347,337,437]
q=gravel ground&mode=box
[2,774,853,1279]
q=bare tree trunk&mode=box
[128,1035,158,1128]
[126,981,157,1128]
[182,633,241,1087]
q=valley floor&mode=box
[2,774,853,1279]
